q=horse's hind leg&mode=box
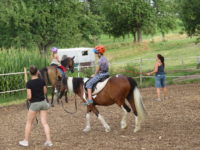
[90,105,111,132]
[120,103,131,129]
[127,96,141,132]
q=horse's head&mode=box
[61,55,75,73]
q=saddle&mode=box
[84,75,110,96]
[50,65,67,86]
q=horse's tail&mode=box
[127,77,147,122]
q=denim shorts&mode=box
[29,100,50,111]
[155,74,166,88]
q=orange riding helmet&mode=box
[93,45,106,54]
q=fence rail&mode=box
[0,56,200,94]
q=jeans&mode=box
[86,72,109,89]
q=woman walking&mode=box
[19,66,53,147]
[147,54,167,101]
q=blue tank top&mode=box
[156,64,165,75]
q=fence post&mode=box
[24,67,28,83]
[78,63,80,77]
[139,58,143,86]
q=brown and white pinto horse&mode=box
[67,75,146,133]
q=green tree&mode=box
[78,1,103,45]
[0,0,34,48]
[90,0,177,43]
[0,0,102,53]
[152,0,177,41]
[179,0,200,43]
[97,0,156,42]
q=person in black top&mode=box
[19,66,53,147]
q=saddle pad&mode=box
[84,77,111,96]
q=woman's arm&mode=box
[27,89,32,100]
[147,62,159,75]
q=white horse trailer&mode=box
[57,47,95,67]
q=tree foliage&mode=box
[0,0,180,50]
[179,0,200,43]
[99,0,155,42]
[152,0,177,40]
[89,0,177,42]
[0,0,102,53]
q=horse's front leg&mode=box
[64,91,68,103]
[57,90,65,104]
[51,87,55,107]
[83,107,92,132]
[90,105,111,132]
[45,94,49,103]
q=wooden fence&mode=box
[0,56,200,94]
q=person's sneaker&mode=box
[84,99,93,105]
[19,140,29,147]
[44,141,53,147]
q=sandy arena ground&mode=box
[0,83,199,150]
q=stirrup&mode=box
[84,99,93,105]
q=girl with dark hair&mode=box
[147,54,167,101]
[19,66,53,147]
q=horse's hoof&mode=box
[51,104,54,107]
[134,127,141,133]
[120,122,127,129]
[83,127,91,132]
[121,125,128,129]
[105,127,111,132]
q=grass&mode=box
[97,32,200,88]
[98,33,200,72]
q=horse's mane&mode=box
[61,55,69,67]
[72,77,84,94]
[39,67,49,83]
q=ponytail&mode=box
[157,54,165,67]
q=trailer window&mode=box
[82,50,88,56]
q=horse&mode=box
[66,75,147,133]
[39,55,75,106]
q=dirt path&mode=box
[0,83,200,150]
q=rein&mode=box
[60,94,77,114]
[118,69,146,75]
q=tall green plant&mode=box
[0,48,48,92]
